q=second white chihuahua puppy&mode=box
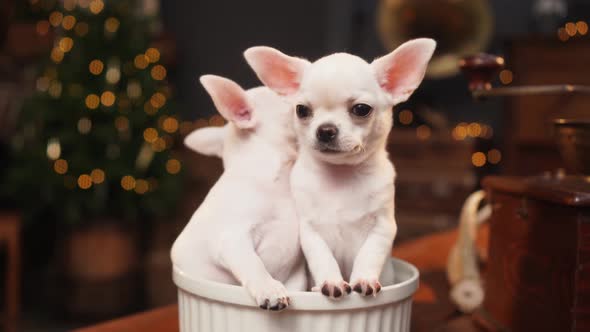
[171,75,304,311]
[245,39,436,298]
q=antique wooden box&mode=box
[481,175,590,332]
[503,38,590,175]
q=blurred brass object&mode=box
[460,54,590,174]
[459,53,504,91]
[377,0,493,79]
[460,53,590,99]
[553,119,590,175]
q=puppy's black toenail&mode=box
[366,286,373,296]
[333,288,342,298]
[375,284,382,293]
[321,284,330,296]
[269,304,280,311]
[344,284,352,294]
[260,299,269,310]
[276,302,287,311]
[353,284,362,293]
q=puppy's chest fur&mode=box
[292,156,395,274]
[251,193,300,280]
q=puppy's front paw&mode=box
[246,279,290,311]
[351,278,382,297]
[312,280,351,299]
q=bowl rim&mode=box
[173,258,419,311]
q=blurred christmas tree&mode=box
[5,0,182,225]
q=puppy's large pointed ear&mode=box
[200,75,255,129]
[371,38,436,105]
[244,46,310,96]
[184,126,225,158]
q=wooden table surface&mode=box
[75,226,490,332]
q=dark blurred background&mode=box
[0,0,589,330]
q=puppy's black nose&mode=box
[316,124,338,143]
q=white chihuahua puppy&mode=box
[171,75,305,311]
[245,39,436,298]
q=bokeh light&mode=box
[127,81,142,99]
[104,17,120,33]
[152,137,166,152]
[89,0,105,14]
[558,28,569,42]
[150,65,167,80]
[121,175,136,191]
[480,125,494,139]
[54,159,68,174]
[134,179,149,194]
[36,76,50,92]
[77,117,92,134]
[89,59,104,75]
[143,128,158,143]
[499,70,513,85]
[46,138,61,160]
[565,22,577,36]
[452,123,468,141]
[162,117,179,133]
[577,21,589,35]
[150,92,166,108]
[416,125,431,140]
[487,149,502,164]
[145,48,161,63]
[467,123,482,137]
[90,169,105,184]
[398,110,413,125]
[62,15,76,30]
[58,37,74,52]
[49,11,63,27]
[471,152,486,167]
[48,81,62,98]
[100,91,116,106]
[50,47,64,63]
[85,94,100,109]
[134,54,149,69]
[106,67,121,84]
[78,174,93,189]
[166,159,181,174]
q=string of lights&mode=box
[7,0,184,224]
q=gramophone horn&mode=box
[377,0,494,79]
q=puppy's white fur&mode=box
[171,75,304,310]
[245,39,436,298]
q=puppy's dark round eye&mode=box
[350,103,373,117]
[296,105,312,119]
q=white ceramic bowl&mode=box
[173,258,419,332]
